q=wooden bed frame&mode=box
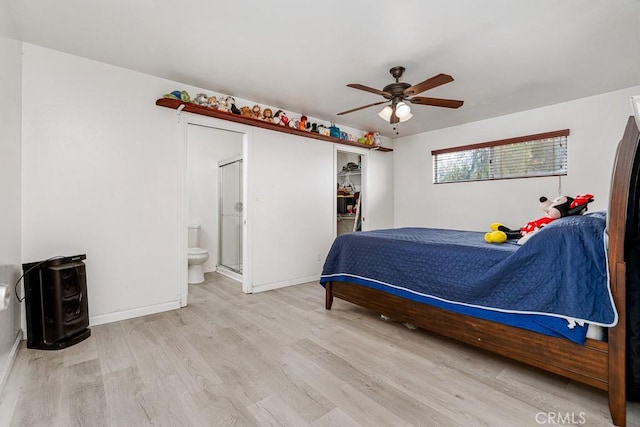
[325,117,640,426]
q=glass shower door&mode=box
[219,158,243,274]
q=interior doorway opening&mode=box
[335,147,368,237]
[181,117,250,305]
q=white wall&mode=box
[21,44,189,324]
[0,0,23,390]
[20,43,394,321]
[187,124,242,273]
[394,86,640,231]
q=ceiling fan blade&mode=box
[347,83,392,98]
[403,73,454,96]
[409,96,464,108]
[337,100,387,116]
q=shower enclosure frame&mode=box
[217,155,244,277]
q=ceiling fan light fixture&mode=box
[378,106,393,121]
[396,102,411,119]
[399,112,413,123]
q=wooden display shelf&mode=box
[156,98,392,152]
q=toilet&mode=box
[188,224,209,284]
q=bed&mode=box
[321,116,640,426]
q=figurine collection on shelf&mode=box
[163,90,382,147]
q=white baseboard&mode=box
[0,329,23,394]
[251,274,320,294]
[89,300,182,326]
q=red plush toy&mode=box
[485,194,594,244]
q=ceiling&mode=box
[6,0,640,138]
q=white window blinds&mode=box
[432,130,569,184]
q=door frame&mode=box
[178,112,252,307]
[334,145,369,237]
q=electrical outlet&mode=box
[0,283,10,311]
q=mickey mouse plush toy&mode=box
[484,193,594,244]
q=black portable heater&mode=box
[22,254,91,350]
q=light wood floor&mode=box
[1,272,639,426]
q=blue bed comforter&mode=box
[320,212,617,341]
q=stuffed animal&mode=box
[163,90,191,102]
[240,106,252,117]
[192,93,209,106]
[373,132,382,146]
[317,124,329,136]
[207,96,218,109]
[298,115,308,130]
[263,108,274,122]
[217,95,231,112]
[228,97,241,115]
[252,105,262,120]
[274,110,289,126]
[364,132,375,145]
[485,194,594,244]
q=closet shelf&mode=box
[156,98,393,152]
[337,214,357,220]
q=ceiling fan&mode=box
[337,66,464,124]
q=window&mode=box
[432,129,569,184]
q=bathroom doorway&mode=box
[218,156,243,276]
[185,121,246,296]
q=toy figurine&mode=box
[207,96,218,109]
[228,97,241,115]
[252,105,262,120]
[274,110,289,126]
[299,115,308,130]
[373,132,382,146]
[163,90,191,102]
[218,95,231,112]
[263,108,274,123]
[192,93,209,106]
